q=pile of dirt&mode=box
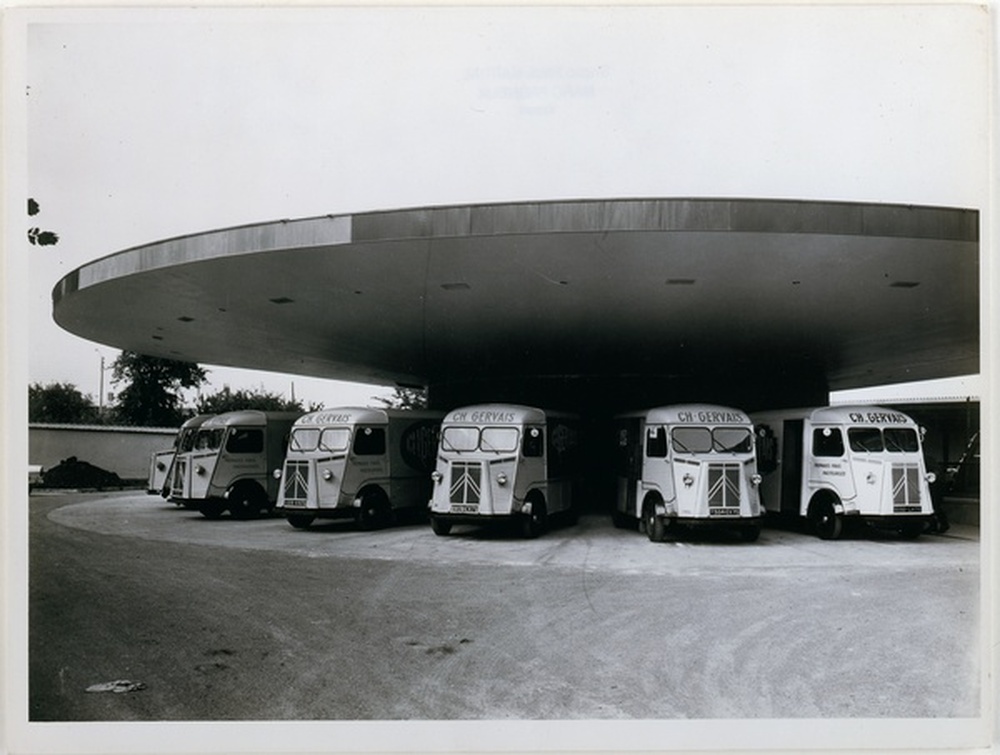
[39,457,123,490]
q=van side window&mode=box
[523,426,544,458]
[226,428,263,454]
[353,426,386,456]
[813,427,844,457]
[645,426,667,458]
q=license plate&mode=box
[451,504,479,514]
[709,507,740,517]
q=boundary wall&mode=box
[29,424,178,483]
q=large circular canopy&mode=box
[53,198,978,411]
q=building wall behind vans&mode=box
[29,424,178,483]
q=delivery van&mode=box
[613,404,763,541]
[275,407,443,529]
[428,404,581,538]
[170,410,301,519]
[148,414,213,500]
[751,405,936,539]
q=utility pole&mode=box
[99,356,105,415]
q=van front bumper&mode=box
[672,515,763,528]
[429,512,518,528]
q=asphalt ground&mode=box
[21,491,984,749]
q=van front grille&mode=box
[892,464,922,512]
[449,462,482,505]
[708,463,741,513]
[284,460,310,504]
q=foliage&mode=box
[29,382,102,424]
[195,385,318,414]
[110,351,207,427]
[374,386,428,409]
[27,197,60,246]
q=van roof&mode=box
[752,405,918,426]
[293,407,444,427]
[443,404,550,425]
[202,410,303,427]
[179,414,214,429]
[618,404,751,425]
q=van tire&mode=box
[643,501,665,542]
[521,494,547,538]
[199,499,227,520]
[357,488,391,530]
[287,514,315,529]
[897,521,925,539]
[431,516,452,536]
[229,483,266,520]
[810,498,843,540]
[740,524,761,542]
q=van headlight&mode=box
[497,472,508,486]
[750,473,762,486]
[273,469,283,480]
[322,469,334,481]
[195,465,205,476]
[926,472,937,484]
[431,470,443,484]
[682,473,694,487]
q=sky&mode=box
[8,3,991,413]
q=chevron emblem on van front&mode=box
[450,462,482,505]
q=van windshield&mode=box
[194,428,223,451]
[179,429,198,452]
[442,426,519,453]
[671,427,712,454]
[671,426,752,454]
[713,427,753,453]
[884,428,918,452]
[849,427,919,453]
[290,428,320,452]
[481,427,519,452]
[320,428,351,452]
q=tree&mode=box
[374,386,428,409]
[109,351,207,427]
[195,385,318,414]
[28,382,101,424]
[27,197,60,246]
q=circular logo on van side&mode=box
[401,421,440,472]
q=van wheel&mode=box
[521,496,547,538]
[740,524,761,542]
[897,521,925,539]
[643,501,665,542]
[229,485,265,520]
[287,514,315,529]
[811,500,843,540]
[199,499,227,519]
[358,489,391,530]
[431,516,452,536]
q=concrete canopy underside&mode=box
[53,198,979,412]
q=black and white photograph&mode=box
[3,3,994,754]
